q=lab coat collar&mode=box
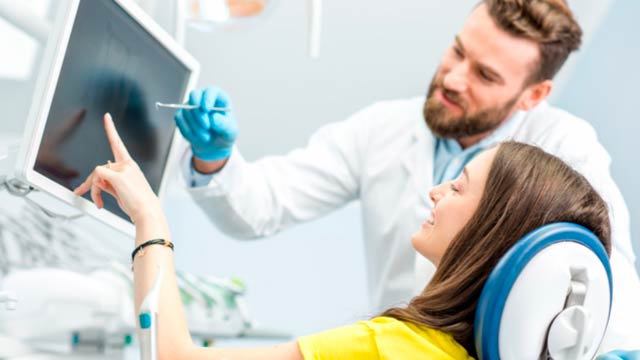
[403,113,435,197]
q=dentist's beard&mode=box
[423,78,519,139]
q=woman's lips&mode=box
[422,211,435,228]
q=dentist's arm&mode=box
[177,87,370,240]
[74,114,303,360]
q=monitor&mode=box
[15,0,199,236]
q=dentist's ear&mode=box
[519,80,552,111]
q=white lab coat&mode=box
[182,97,640,349]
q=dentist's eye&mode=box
[453,46,464,58]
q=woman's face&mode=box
[412,147,497,266]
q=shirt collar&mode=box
[439,109,526,153]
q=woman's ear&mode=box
[518,80,553,111]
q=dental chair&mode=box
[475,222,612,360]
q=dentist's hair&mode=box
[382,141,611,356]
[483,0,582,84]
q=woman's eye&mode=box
[450,183,459,193]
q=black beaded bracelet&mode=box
[131,238,174,263]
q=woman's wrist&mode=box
[131,239,174,267]
[131,198,164,224]
[133,211,170,246]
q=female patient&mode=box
[75,114,610,359]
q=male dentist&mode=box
[175,0,640,350]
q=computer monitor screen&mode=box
[18,0,198,234]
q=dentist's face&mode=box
[423,3,540,143]
[412,147,496,266]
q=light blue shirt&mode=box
[433,111,524,185]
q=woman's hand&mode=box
[73,113,161,224]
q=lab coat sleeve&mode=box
[180,103,378,239]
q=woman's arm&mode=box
[75,114,303,360]
[133,215,302,360]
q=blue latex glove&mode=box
[596,350,640,360]
[174,87,238,161]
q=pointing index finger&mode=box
[104,113,131,162]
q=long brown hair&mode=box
[382,141,611,355]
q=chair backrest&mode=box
[474,222,612,360]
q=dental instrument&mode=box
[155,102,230,111]
[139,265,163,360]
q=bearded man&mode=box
[174,0,640,350]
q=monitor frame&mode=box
[14,0,199,237]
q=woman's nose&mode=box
[429,187,444,204]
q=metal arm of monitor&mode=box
[0,0,51,43]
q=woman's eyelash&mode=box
[450,183,459,192]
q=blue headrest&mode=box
[474,222,612,360]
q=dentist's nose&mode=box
[442,62,469,93]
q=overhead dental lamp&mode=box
[175,0,322,58]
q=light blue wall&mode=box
[553,1,640,269]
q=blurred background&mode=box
[0,0,636,347]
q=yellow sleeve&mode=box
[297,317,473,360]
[297,321,378,360]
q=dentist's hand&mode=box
[597,350,640,360]
[174,87,238,168]
[73,113,161,225]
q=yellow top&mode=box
[297,316,474,360]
